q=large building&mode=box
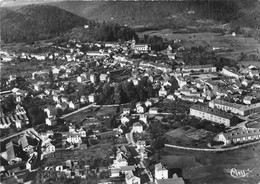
[190,105,238,127]
[176,64,217,73]
[221,66,242,79]
[209,99,260,116]
[215,128,260,146]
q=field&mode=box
[63,106,117,124]
[137,28,260,61]
[162,143,260,184]
[239,61,260,68]
[165,126,216,148]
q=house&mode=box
[132,122,143,133]
[80,96,88,104]
[69,101,80,109]
[144,99,153,107]
[139,114,148,124]
[155,163,168,180]
[159,87,168,97]
[77,75,87,83]
[125,171,140,184]
[90,73,97,84]
[121,116,131,125]
[157,174,185,184]
[167,94,175,101]
[62,132,82,144]
[88,93,96,103]
[252,82,260,90]
[243,96,255,105]
[110,168,121,178]
[18,135,34,153]
[149,107,158,114]
[6,141,23,164]
[249,70,259,79]
[44,142,55,154]
[136,103,146,114]
[56,102,68,110]
[190,105,238,127]
[215,128,260,146]
[100,74,110,82]
[60,96,69,103]
[123,108,131,114]
[221,66,242,79]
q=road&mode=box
[165,140,260,152]
[125,129,154,182]
[0,127,35,143]
[60,103,96,119]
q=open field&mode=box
[162,143,260,184]
[137,28,260,61]
[165,126,217,148]
[63,106,117,123]
[239,61,260,68]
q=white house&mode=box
[121,116,131,125]
[88,93,96,103]
[133,122,143,133]
[90,74,97,84]
[144,100,153,107]
[243,96,255,105]
[123,108,131,114]
[52,67,60,75]
[125,171,140,184]
[136,104,145,114]
[149,107,158,114]
[45,142,55,154]
[139,114,148,124]
[167,94,175,101]
[155,163,168,180]
[159,87,168,97]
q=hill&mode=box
[0,5,94,43]
[0,4,138,44]
[46,0,259,29]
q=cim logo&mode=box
[230,168,252,178]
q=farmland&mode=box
[137,28,260,61]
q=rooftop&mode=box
[191,105,234,119]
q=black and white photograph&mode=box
[0,0,260,183]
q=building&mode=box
[90,73,97,84]
[176,64,217,73]
[155,163,168,180]
[215,128,260,146]
[125,171,140,184]
[221,66,242,79]
[249,70,259,79]
[209,99,260,116]
[149,107,158,114]
[136,103,145,114]
[132,122,143,133]
[159,87,168,97]
[190,105,237,127]
[88,93,96,103]
[100,74,110,82]
[6,141,24,164]
[209,99,243,115]
[243,96,255,105]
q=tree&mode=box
[2,95,16,113]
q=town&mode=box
[1,32,260,184]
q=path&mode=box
[60,103,96,119]
[165,140,260,152]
